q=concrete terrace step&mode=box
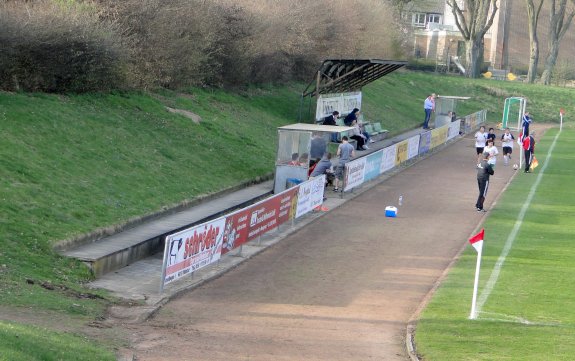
[62,180,274,277]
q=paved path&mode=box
[116,128,522,361]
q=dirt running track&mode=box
[123,127,543,361]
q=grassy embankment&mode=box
[0,71,572,359]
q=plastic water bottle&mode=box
[398,195,403,206]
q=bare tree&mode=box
[540,0,575,85]
[525,0,544,83]
[447,0,498,78]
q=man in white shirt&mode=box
[423,93,436,130]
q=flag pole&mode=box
[469,246,482,319]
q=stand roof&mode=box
[302,59,407,97]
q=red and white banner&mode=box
[469,229,484,253]
[221,208,251,255]
[163,217,225,285]
[221,187,299,254]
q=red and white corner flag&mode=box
[469,229,484,253]
[468,228,485,319]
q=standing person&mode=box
[486,127,497,145]
[500,128,515,165]
[484,139,499,168]
[522,111,532,137]
[474,126,488,165]
[476,151,494,212]
[423,93,436,129]
[310,132,327,164]
[344,108,360,126]
[333,136,355,192]
[522,131,536,173]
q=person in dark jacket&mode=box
[322,111,339,126]
[476,151,494,212]
[323,111,340,142]
[343,108,360,126]
[522,111,532,137]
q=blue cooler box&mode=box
[385,206,398,217]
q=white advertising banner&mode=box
[380,146,397,173]
[447,121,461,140]
[295,175,326,218]
[315,92,362,122]
[344,157,367,191]
[407,134,421,159]
[162,217,225,286]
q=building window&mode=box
[427,14,442,24]
[412,13,426,27]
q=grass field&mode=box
[415,125,575,360]
[1,71,573,359]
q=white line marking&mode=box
[476,130,561,317]
[478,312,561,326]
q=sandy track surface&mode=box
[122,126,545,361]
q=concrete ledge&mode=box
[54,173,274,253]
[61,179,274,278]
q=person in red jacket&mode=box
[522,131,535,173]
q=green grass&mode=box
[416,125,575,360]
[0,321,116,361]
[0,71,573,359]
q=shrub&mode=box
[0,1,125,93]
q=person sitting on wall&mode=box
[298,153,309,166]
[322,111,339,126]
[350,119,368,150]
[323,111,340,143]
[343,108,360,126]
[358,120,374,144]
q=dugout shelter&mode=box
[434,95,470,128]
[275,59,407,194]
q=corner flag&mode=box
[468,229,485,319]
[469,229,484,253]
[530,156,539,171]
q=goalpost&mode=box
[501,97,526,131]
[502,97,527,169]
